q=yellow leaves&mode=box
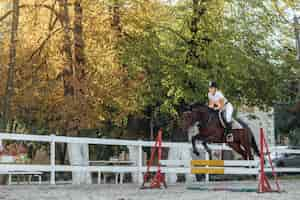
[282,0,296,8]
[122,0,169,36]
[0,0,146,132]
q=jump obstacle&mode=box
[190,159,259,175]
[140,128,167,189]
[141,128,282,193]
[188,128,281,193]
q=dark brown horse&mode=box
[181,103,260,160]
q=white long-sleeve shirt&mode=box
[208,91,227,104]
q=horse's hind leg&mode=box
[242,143,254,160]
[202,141,212,160]
[242,134,254,160]
[228,143,248,160]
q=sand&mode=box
[0,180,299,200]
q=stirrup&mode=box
[226,133,233,142]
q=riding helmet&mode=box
[209,81,217,88]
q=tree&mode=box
[1,0,19,131]
[0,0,298,140]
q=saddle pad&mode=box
[218,112,243,129]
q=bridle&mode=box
[184,107,211,129]
[196,110,211,129]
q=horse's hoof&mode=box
[193,150,200,156]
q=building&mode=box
[237,106,275,146]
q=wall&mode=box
[237,106,275,146]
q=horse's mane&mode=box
[188,102,220,123]
[190,102,216,112]
[190,102,207,108]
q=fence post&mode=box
[138,142,143,184]
[50,134,56,185]
[205,151,209,182]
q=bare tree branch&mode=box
[0,4,63,27]
[26,27,63,63]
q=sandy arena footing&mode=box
[0,180,299,200]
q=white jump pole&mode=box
[205,151,209,182]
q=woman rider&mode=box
[208,81,234,136]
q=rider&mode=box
[208,81,233,136]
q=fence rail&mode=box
[0,132,300,184]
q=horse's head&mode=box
[181,111,194,130]
[180,104,210,132]
[182,104,214,130]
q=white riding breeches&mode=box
[224,102,233,123]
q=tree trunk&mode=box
[73,0,86,81]
[294,15,300,62]
[68,143,91,184]
[70,0,90,184]
[150,113,154,140]
[58,0,90,185]
[111,0,122,37]
[1,0,19,131]
[185,0,207,66]
[110,0,124,68]
[128,146,139,183]
[58,0,74,97]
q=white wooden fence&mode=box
[0,132,300,185]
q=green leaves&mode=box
[123,0,298,119]
[0,0,298,135]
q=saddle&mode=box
[217,111,244,142]
[218,111,227,129]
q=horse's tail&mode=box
[251,132,260,157]
[236,118,260,157]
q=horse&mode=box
[180,103,260,160]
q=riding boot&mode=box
[225,122,232,136]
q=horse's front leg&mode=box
[192,135,200,156]
[202,141,212,160]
